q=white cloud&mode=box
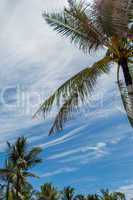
[47,142,107,160]
[41,167,77,178]
[118,184,133,200]
[39,125,86,149]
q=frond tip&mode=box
[49,93,79,135]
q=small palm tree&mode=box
[86,194,99,200]
[37,183,59,200]
[99,189,126,200]
[0,137,42,200]
[0,160,15,200]
[61,186,75,200]
[21,182,37,200]
[34,0,133,134]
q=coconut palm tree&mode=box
[61,186,75,200]
[34,0,133,135]
[21,182,37,200]
[0,137,42,200]
[99,190,126,200]
[0,160,15,200]
[8,137,42,199]
[37,183,60,200]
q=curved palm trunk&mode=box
[15,175,23,200]
[118,60,133,127]
[16,172,20,200]
[120,58,132,87]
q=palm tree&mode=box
[61,186,75,200]
[0,160,15,200]
[37,183,59,200]
[0,137,42,200]
[21,182,37,200]
[99,190,126,200]
[34,0,133,134]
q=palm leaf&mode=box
[26,158,42,168]
[35,56,113,134]
[128,0,133,23]
[43,1,107,52]
[25,147,42,162]
[0,169,14,177]
[24,147,42,168]
[23,172,39,179]
[94,0,130,37]
[34,56,112,119]
[49,93,79,135]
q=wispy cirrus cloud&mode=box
[41,167,77,178]
[117,184,133,200]
[47,142,107,160]
[39,125,86,149]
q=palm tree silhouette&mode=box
[0,137,42,200]
[37,183,59,200]
[34,0,133,134]
[0,160,15,200]
[99,189,126,200]
[61,186,75,200]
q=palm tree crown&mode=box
[61,186,75,200]
[0,137,42,200]
[34,0,133,134]
[37,183,59,200]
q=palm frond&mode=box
[128,0,133,23]
[25,147,42,168]
[34,56,112,124]
[68,0,75,8]
[43,1,107,52]
[23,172,39,179]
[49,93,79,135]
[26,147,42,161]
[37,56,113,135]
[0,169,14,177]
[94,0,130,37]
[8,137,27,163]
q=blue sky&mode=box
[0,0,133,198]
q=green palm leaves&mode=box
[35,0,133,134]
[94,0,131,36]
[43,1,106,52]
[128,0,133,23]
[62,186,75,200]
[50,56,113,134]
[34,56,113,134]
[37,183,59,200]
[0,137,42,200]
